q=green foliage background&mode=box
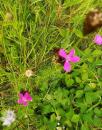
[0,0,102,130]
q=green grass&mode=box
[0,0,102,130]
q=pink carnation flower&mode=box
[93,35,102,45]
[58,49,80,72]
[17,92,32,106]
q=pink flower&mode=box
[93,35,102,45]
[58,49,80,72]
[17,92,32,106]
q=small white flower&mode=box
[25,69,33,77]
[1,110,16,126]
[62,126,65,130]
[57,122,60,126]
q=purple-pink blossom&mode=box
[58,49,80,72]
[17,92,32,106]
[93,35,102,45]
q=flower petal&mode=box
[70,56,80,63]
[17,99,23,104]
[93,35,102,45]
[19,93,24,98]
[25,92,32,101]
[64,61,71,72]
[17,92,32,106]
[17,93,24,104]
[58,49,67,58]
[23,101,28,106]
[3,119,11,126]
[68,49,75,57]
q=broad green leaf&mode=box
[71,114,80,123]
[94,108,102,117]
[85,92,100,105]
[82,72,88,81]
[64,119,72,127]
[93,117,102,127]
[75,77,81,83]
[76,90,84,98]
[82,111,94,125]
[81,124,89,130]
[66,108,74,119]
[92,50,102,56]
[65,75,74,86]
[88,83,96,89]
[42,104,54,114]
